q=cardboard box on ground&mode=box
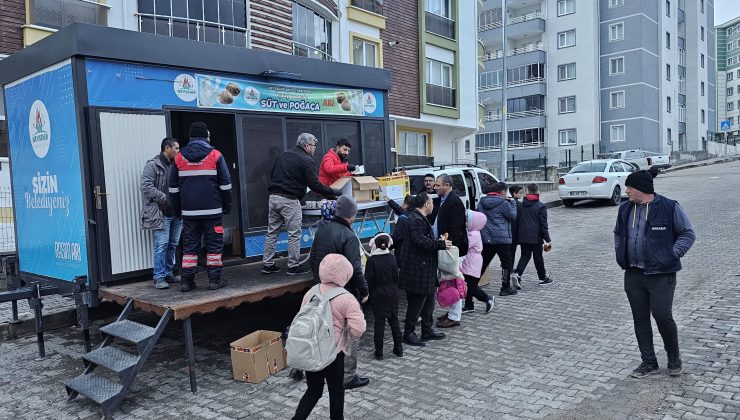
[330,176,380,203]
[230,330,286,383]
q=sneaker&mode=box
[667,359,683,376]
[630,362,659,378]
[261,264,281,275]
[153,278,170,289]
[539,277,553,285]
[511,273,522,290]
[461,305,475,314]
[499,286,518,296]
[164,274,181,284]
[286,265,309,276]
[344,376,370,389]
[485,298,494,313]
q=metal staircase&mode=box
[65,298,172,418]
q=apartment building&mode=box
[716,16,740,137]
[0,0,25,156]
[2,0,477,169]
[476,0,715,172]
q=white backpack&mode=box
[286,284,348,372]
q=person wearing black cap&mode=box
[169,122,232,292]
[614,170,695,378]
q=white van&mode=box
[399,164,501,210]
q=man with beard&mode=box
[319,139,357,186]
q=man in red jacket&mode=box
[318,139,357,186]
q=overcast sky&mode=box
[715,0,740,26]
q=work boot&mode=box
[209,278,228,290]
[165,274,181,284]
[180,277,196,292]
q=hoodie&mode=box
[477,193,517,245]
[516,194,551,244]
[301,254,366,354]
[461,211,487,278]
[168,138,232,219]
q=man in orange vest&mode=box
[318,139,357,186]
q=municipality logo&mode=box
[244,86,260,105]
[362,92,377,114]
[174,74,197,102]
[29,100,51,159]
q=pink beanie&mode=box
[318,254,354,287]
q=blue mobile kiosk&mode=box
[0,23,391,415]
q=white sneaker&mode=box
[511,273,522,290]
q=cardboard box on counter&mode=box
[330,176,380,203]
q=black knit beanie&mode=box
[625,170,654,194]
[188,122,209,138]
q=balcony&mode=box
[479,76,545,93]
[483,109,545,121]
[425,12,455,39]
[475,138,546,152]
[351,0,383,15]
[426,83,456,107]
[292,41,335,61]
[478,11,545,45]
[137,13,248,47]
[482,42,545,61]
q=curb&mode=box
[662,156,740,174]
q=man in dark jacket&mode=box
[424,173,441,224]
[261,133,342,275]
[511,184,552,289]
[398,192,451,346]
[141,137,182,290]
[169,122,232,292]
[386,195,414,267]
[434,174,469,256]
[614,171,695,379]
[308,195,370,389]
[477,182,518,296]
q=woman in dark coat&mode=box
[398,192,451,346]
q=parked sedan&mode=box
[558,159,635,207]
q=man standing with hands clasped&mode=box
[614,170,695,378]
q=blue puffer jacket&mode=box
[477,194,517,245]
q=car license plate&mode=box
[569,191,587,196]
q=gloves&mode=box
[332,188,343,197]
[347,164,356,172]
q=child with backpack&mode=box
[289,254,367,420]
[461,210,494,313]
[366,233,403,360]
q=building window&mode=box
[667,128,672,145]
[425,0,454,39]
[507,63,545,84]
[700,0,704,13]
[352,37,379,67]
[557,63,576,81]
[701,82,705,96]
[609,23,624,42]
[465,139,470,154]
[701,110,705,124]
[137,0,248,46]
[351,0,383,15]
[729,42,734,51]
[701,26,704,41]
[665,0,670,16]
[610,91,625,109]
[398,130,430,156]
[558,129,577,146]
[666,96,671,112]
[425,59,455,107]
[737,69,740,78]
[701,54,705,68]
[293,2,333,60]
[31,0,109,30]
[666,64,671,80]
[558,30,576,48]
[731,117,736,126]
[610,125,625,142]
[728,87,735,96]
[728,102,735,111]
[730,57,735,66]
[609,0,624,7]
[609,57,624,75]
[666,32,671,49]
[558,96,576,113]
[557,0,575,16]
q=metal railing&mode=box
[482,109,545,121]
[425,11,455,39]
[477,10,545,31]
[481,43,544,61]
[136,13,249,47]
[479,76,545,92]
[351,0,383,15]
[292,41,336,61]
[476,140,545,152]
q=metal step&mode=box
[100,320,155,349]
[83,346,139,376]
[65,374,123,405]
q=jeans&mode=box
[404,291,436,336]
[263,194,303,269]
[624,268,680,365]
[515,244,547,280]
[293,353,345,420]
[152,216,183,280]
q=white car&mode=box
[558,159,636,207]
[400,164,501,210]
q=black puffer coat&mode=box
[397,209,447,295]
[309,218,369,298]
[365,252,400,317]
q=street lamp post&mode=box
[500,0,508,181]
